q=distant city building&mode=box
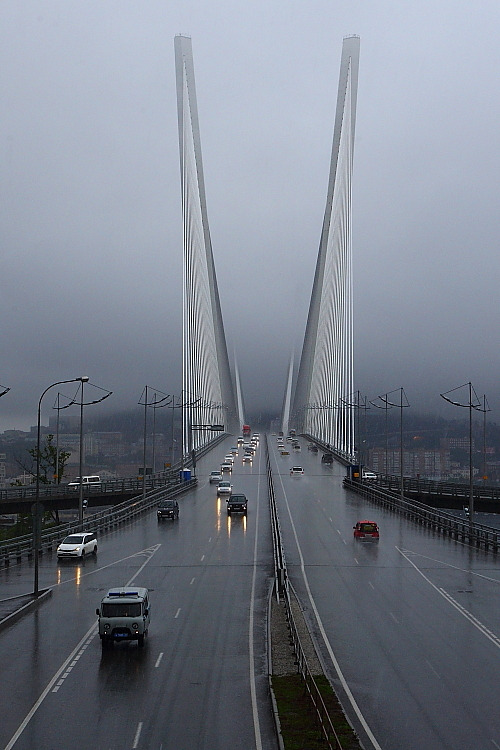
[0,453,6,487]
[369,448,451,480]
[446,437,475,450]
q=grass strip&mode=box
[271,674,362,750]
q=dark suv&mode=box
[157,500,179,521]
[321,452,334,464]
[227,494,247,515]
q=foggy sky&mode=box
[1,1,500,431]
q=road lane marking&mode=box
[190,577,195,585]
[426,659,441,679]
[4,545,162,750]
[399,547,500,585]
[397,547,500,649]
[132,722,143,748]
[201,554,205,561]
[389,612,399,624]
[354,557,359,565]
[276,470,383,750]
[174,608,181,619]
[208,537,212,542]
[368,581,374,589]
[155,653,164,668]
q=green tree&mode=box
[25,434,71,484]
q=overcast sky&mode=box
[1,0,500,431]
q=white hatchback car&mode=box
[57,532,98,559]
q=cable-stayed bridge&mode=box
[175,34,359,461]
[3,36,498,750]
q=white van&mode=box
[68,475,101,490]
[96,587,151,648]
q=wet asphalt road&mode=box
[0,439,277,750]
[270,437,500,750]
[4,434,500,750]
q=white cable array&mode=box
[291,36,359,459]
[175,36,237,453]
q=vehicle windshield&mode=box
[63,535,83,544]
[102,602,142,618]
[159,502,175,508]
[359,523,377,532]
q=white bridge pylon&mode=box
[175,35,237,453]
[291,36,360,460]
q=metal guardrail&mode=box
[0,474,177,502]
[301,433,353,466]
[0,478,197,567]
[377,474,500,503]
[0,431,229,567]
[344,478,500,552]
[266,439,287,596]
[283,586,344,750]
[265,435,345,750]
[0,431,228,504]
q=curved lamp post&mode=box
[341,391,369,468]
[34,376,89,596]
[138,386,171,499]
[440,382,481,524]
[376,388,410,503]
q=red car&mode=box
[353,521,379,540]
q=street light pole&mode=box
[440,382,481,525]
[34,376,88,597]
[377,388,409,503]
[78,380,85,522]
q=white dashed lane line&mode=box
[132,721,143,748]
[155,652,164,668]
[174,608,181,619]
[52,633,97,692]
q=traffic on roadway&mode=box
[0,435,276,750]
[2,432,500,749]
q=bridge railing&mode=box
[375,474,500,502]
[0,432,228,566]
[0,477,197,567]
[344,478,500,552]
[266,438,287,597]
[265,435,345,750]
[300,433,353,466]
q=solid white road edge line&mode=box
[3,544,161,750]
[275,468,383,750]
[397,547,500,649]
